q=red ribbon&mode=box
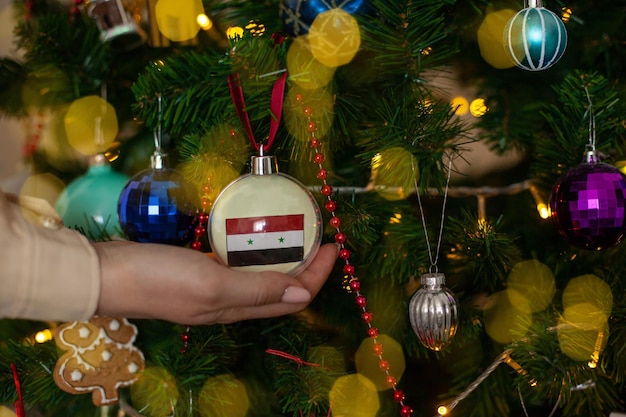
[266,349,332,417]
[227,33,287,152]
[265,348,331,371]
[227,71,287,152]
[10,364,25,417]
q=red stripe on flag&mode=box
[226,214,304,235]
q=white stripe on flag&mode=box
[227,230,304,252]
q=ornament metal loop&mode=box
[420,272,446,290]
[583,147,600,164]
[251,155,278,175]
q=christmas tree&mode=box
[1,0,626,416]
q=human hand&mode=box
[93,241,338,325]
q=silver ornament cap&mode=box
[408,273,459,351]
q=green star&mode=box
[247,239,254,245]
[278,236,285,243]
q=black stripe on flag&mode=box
[227,247,305,267]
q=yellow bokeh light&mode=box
[469,98,488,117]
[155,0,203,42]
[483,290,532,344]
[34,329,53,343]
[130,367,179,417]
[558,310,609,362]
[370,148,419,201]
[64,95,118,156]
[196,14,212,30]
[477,9,517,69]
[563,302,609,331]
[287,35,336,90]
[0,405,17,417]
[562,274,613,316]
[21,67,71,108]
[308,8,361,68]
[226,26,244,40]
[354,334,406,391]
[506,259,556,313]
[437,405,449,416]
[19,173,65,207]
[329,374,380,417]
[451,96,469,116]
[198,374,249,417]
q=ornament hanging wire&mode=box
[151,93,165,169]
[583,86,596,151]
[412,154,454,273]
[518,385,561,417]
[154,93,163,153]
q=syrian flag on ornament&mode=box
[226,214,305,266]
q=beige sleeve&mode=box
[0,191,101,321]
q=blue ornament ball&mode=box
[280,0,368,36]
[55,162,129,240]
[118,168,196,245]
[503,5,567,71]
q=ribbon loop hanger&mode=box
[227,70,287,152]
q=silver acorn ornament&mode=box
[409,272,459,351]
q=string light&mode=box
[389,213,402,224]
[34,329,53,343]
[529,183,550,219]
[196,14,212,30]
[561,7,572,23]
[435,349,512,415]
[226,26,244,39]
[469,98,488,117]
[588,330,605,368]
[537,203,550,219]
[502,351,538,386]
[244,20,266,36]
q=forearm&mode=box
[0,191,100,321]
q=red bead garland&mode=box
[180,210,210,354]
[298,94,413,417]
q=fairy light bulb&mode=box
[197,14,212,30]
[502,352,538,386]
[34,329,53,343]
[537,203,550,219]
[437,405,449,415]
[588,330,605,368]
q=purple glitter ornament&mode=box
[549,151,626,250]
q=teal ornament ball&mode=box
[55,162,129,240]
[503,3,567,71]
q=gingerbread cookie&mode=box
[53,316,145,406]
